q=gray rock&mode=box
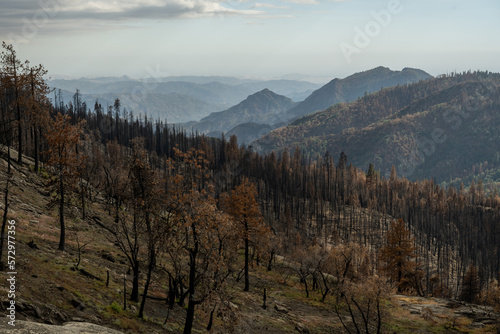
[274,303,289,314]
[295,322,310,333]
[0,320,124,333]
[33,305,43,319]
[70,299,86,311]
[101,252,116,263]
[47,306,68,323]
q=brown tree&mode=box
[222,177,270,292]
[379,218,421,294]
[327,244,387,334]
[101,138,167,308]
[1,42,28,163]
[20,63,51,173]
[166,148,237,334]
[128,139,171,318]
[460,264,481,304]
[334,275,387,334]
[45,113,85,251]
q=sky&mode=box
[1,0,499,81]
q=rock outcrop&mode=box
[0,320,124,334]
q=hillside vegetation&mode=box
[181,67,432,145]
[255,71,500,186]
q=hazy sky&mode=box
[1,0,499,80]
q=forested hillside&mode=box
[1,43,500,333]
[286,66,431,120]
[255,71,500,186]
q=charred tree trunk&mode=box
[244,221,250,292]
[131,262,140,302]
[183,227,200,334]
[0,163,11,269]
[58,171,65,251]
[138,249,155,319]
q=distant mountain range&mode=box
[253,71,500,184]
[49,76,321,123]
[181,67,432,143]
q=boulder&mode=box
[274,303,289,314]
[0,320,124,333]
[101,251,116,263]
[295,322,310,333]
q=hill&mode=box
[189,89,297,134]
[287,66,432,120]
[254,71,500,184]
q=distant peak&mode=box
[244,88,293,104]
[369,66,392,74]
[249,88,279,98]
[373,66,391,71]
[343,66,392,80]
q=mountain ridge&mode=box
[287,66,432,120]
[254,71,500,184]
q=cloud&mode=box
[251,3,290,9]
[283,0,319,4]
[60,0,264,18]
[0,0,264,32]
[0,0,270,47]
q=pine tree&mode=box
[460,264,481,304]
[45,113,85,251]
[24,64,51,173]
[1,42,28,163]
[223,177,270,292]
[379,218,420,293]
